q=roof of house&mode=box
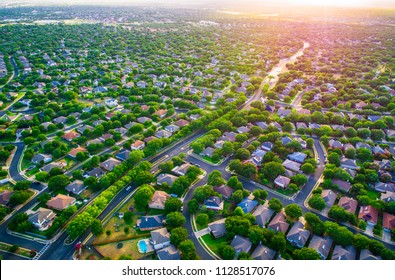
[32,153,52,163]
[331,245,356,260]
[0,190,13,205]
[253,205,275,228]
[157,173,178,186]
[321,189,337,207]
[62,131,80,141]
[381,192,395,203]
[274,175,291,188]
[383,212,395,231]
[86,167,105,178]
[203,196,222,209]
[28,207,56,225]
[308,235,333,259]
[286,221,310,248]
[174,119,189,127]
[46,194,76,210]
[68,147,87,158]
[149,191,170,209]
[374,182,395,193]
[230,235,252,254]
[358,205,379,225]
[65,180,86,195]
[208,218,226,238]
[100,158,121,171]
[340,158,357,169]
[157,244,180,260]
[213,185,234,199]
[116,149,131,161]
[332,178,352,192]
[237,198,259,213]
[138,215,163,230]
[359,249,381,260]
[172,163,191,176]
[251,243,276,260]
[150,227,170,245]
[268,212,289,233]
[282,159,301,172]
[338,197,358,214]
[287,152,307,163]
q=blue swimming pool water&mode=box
[138,240,147,253]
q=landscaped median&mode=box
[0,241,36,259]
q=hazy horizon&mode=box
[2,0,395,9]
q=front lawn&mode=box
[201,233,228,256]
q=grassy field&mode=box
[94,238,152,260]
[201,234,228,255]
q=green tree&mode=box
[14,181,31,191]
[301,163,315,174]
[178,240,197,260]
[261,162,285,181]
[304,212,325,236]
[170,227,188,246]
[187,199,199,214]
[67,212,92,240]
[207,170,225,186]
[285,204,303,219]
[134,185,155,210]
[248,225,264,244]
[218,242,236,260]
[90,219,104,236]
[294,248,322,260]
[166,212,186,230]
[268,198,283,212]
[269,232,286,251]
[196,213,209,228]
[164,197,182,214]
[328,205,349,222]
[308,195,326,211]
[48,175,70,192]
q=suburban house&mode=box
[131,140,145,150]
[340,158,358,170]
[331,245,356,260]
[155,130,172,139]
[381,192,395,203]
[155,109,168,119]
[360,249,381,260]
[156,173,178,186]
[174,119,189,127]
[274,175,291,189]
[374,182,395,193]
[157,245,180,260]
[137,117,151,124]
[203,196,223,211]
[213,185,234,200]
[31,154,52,164]
[337,197,358,214]
[65,180,86,195]
[172,163,191,176]
[286,221,310,248]
[85,167,105,178]
[137,215,164,231]
[359,205,379,226]
[68,147,87,159]
[150,227,170,250]
[308,235,333,259]
[268,212,289,233]
[46,194,76,211]
[200,147,215,158]
[115,149,131,161]
[329,139,343,150]
[321,190,337,208]
[282,159,301,173]
[100,158,121,171]
[287,152,307,163]
[62,131,80,142]
[28,208,56,231]
[208,219,226,239]
[253,205,274,228]
[230,235,252,255]
[41,161,67,173]
[383,213,395,232]
[77,125,93,134]
[0,190,13,206]
[261,142,273,152]
[251,243,276,260]
[148,191,170,210]
[237,198,258,213]
[332,178,352,192]
[165,124,180,133]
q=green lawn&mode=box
[366,190,380,201]
[201,234,229,255]
[202,155,221,164]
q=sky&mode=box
[2,0,395,9]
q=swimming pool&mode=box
[138,240,148,253]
